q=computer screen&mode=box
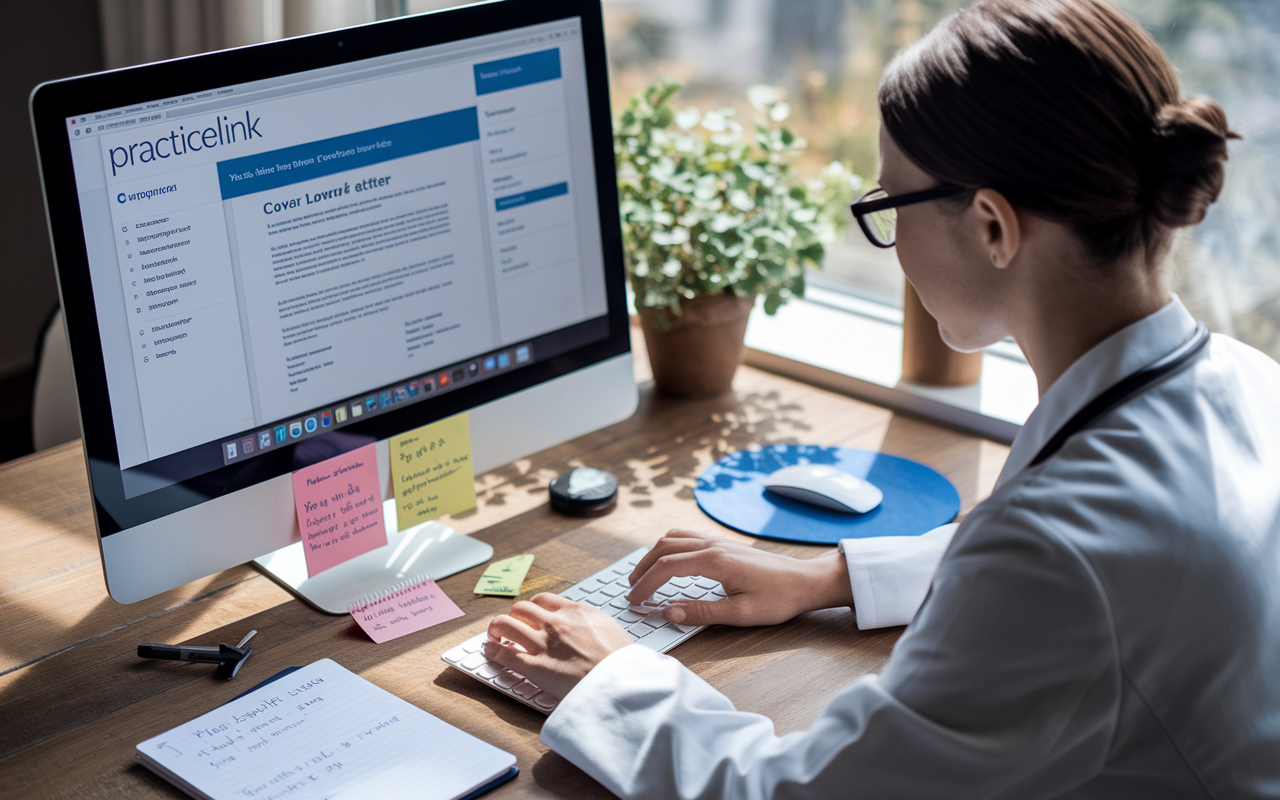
[32,0,635,605]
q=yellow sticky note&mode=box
[474,554,535,597]
[390,412,476,532]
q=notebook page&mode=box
[137,658,514,800]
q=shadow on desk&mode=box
[0,369,1008,798]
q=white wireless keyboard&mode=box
[441,547,725,713]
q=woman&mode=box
[481,0,1280,795]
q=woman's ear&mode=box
[971,188,1021,269]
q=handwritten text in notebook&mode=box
[136,659,513,800]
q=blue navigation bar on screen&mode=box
[473,49,562,95]
[217,108,480,199]
[495,182,569,212]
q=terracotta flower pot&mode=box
[639,292,756,398]
[901,282,983,386]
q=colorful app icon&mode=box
[407,382,419,398]
[320,411,332,428]
[452,368,464,383]
[421,377,435,393]
[497,352,510,368]
[225,442,238,459]
[259,431,272,449]
[516,345,530,363]
[366,396,377,412]
[484,357,496,371]
[351,403,363,418]
[380,391,392,408]
[241,437,254,455]
[289,421,303,439]
[395,386,408,402]
[304,416,318,433]
[274,425,287,443]
[334,406,347,423]
[439,372,450,387]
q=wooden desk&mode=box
[0,334,1008,798]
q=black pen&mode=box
[138,630,256,679]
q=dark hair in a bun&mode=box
[1149,97,1235,229]
[878,0,1240,265]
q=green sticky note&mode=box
[474,554,535,597]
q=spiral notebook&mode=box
[136,658,516,800]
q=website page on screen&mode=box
[62,19,608,493]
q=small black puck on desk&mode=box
[549,467,618,515]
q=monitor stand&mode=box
[252,497,493,614]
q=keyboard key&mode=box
[477,661,502,680]
[562,587,590,602]
[583,592,610,606]
[608,595,630,609]
[655,585,678,598]
[638,624,689,651]
[680,588,708,600]
[628,621,657,637]
[512,681,539,698]
[461,638,485,654]
[532,692,558,710]
[493,671,522,689]
[441,647,467,664]
[695,578,718,589]
[669,576,692,588]
[459,653,487,671]
[598,583,625,597]
[711,589,728,598]
[642,609,669,628]
[617,609,644,624]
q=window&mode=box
[596,0,1280,362]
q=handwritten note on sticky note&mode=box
[474,554,535,597]
[293,443,387,577]
[390,412,476,532]
[346,575,464,644]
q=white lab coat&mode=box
[541,297,1280,798]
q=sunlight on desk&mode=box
[0,344,1008,798]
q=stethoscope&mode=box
[1028,320,1211,467]
[909,321,1211,626]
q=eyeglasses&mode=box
[849,186,968,248]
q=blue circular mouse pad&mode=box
[694,444,959,545]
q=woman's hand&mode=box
[627,529,854,628]
[483,593,632,700]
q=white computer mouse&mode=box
[763,464,884,514]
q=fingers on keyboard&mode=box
[441,548,725,714]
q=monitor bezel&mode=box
[30,0,629,537]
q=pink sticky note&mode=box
[292,443,388,577]
[346,576,465,644]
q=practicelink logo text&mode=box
[108,111,263,177]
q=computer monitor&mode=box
[30,0,636,612]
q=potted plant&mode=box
[615,78,859,397]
